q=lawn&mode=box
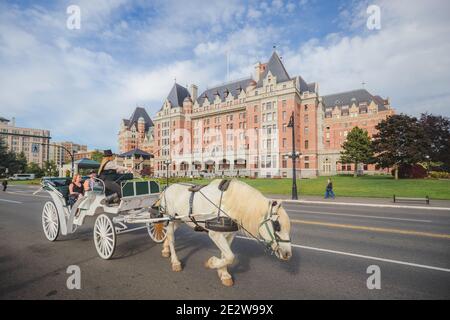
[156,175,450,200]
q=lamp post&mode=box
[287,112,300,200]
[164,159,171,188]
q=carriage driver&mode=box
[97,150,132,205]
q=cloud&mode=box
[283,0,450,116]
[0,0,449,154]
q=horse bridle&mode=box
[258,201,291,253]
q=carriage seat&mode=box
[188,184,207,192]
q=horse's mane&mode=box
[220,179,270,237]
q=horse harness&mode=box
[187,179,238,232]
[258,201,291,252]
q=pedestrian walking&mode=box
[2,179,7,192]
[324,178,335,199]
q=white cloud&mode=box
[283,0,450,116]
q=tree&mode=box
[26,162,44,178]
[420,113,450,171]
[340,127,374,177]
[373,114,429,179]
[8,152,27,175]
[90,150,104,164]
[43,160,58,177]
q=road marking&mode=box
[290,219,450,239]
[283,199,450,212]
[289,209,432,223]
[236,236,450,273]
[6,191,50,199]
[0,198,23,204]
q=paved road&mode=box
[1,185,449,299]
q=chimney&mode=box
[190,84,198,102]
[254,62,267,82]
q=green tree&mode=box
[0,137,8,176]
[43,160,58,177]
[8,152,27,175]
[90,150,104,163]
[373,114,429,179]
[340,127,374,177]
[420,113,450,171]
[26,162,44,178]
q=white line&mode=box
[289,209,432,223]
[0,198,23,204]
[236,236,450,273]
[282,199,450,211]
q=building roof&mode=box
[197,77,253,105]
[0,117,9,122]
[119,148,153,158]
[123,107,153,131]
[257,51,291,87]
[165,83,191,108]
[74,158,100,168]
[322,89,388,111]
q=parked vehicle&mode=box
[9,173,36,180]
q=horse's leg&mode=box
[216,233,236,285]
[161,237,170,258]
[205,231,235,286]
[167,221,182,272]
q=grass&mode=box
[154,175,450,200]
[6,178,41,185]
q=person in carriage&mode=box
[68,174,84,207]
[97,150,132,205]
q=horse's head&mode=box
[258,200,292,261]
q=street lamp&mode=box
[287,112,300,200]
[164,159,171,188]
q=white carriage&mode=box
[40,178,170,259]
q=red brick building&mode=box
[149,51,394,178]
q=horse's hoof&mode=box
[162,251,170,258]
[172,263,182,272]
[221,278,234,287]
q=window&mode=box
[304,140,309,149]
[254,115,258,123]
[304,105,309,111]
[282,100,286,109]
[282,138,287,147]
[305,163,310,169]
[282,111,286,121]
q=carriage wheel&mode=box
[147,220,168,243]
[94,214,116,260]
[42,201,59,241]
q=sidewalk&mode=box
[266,194,450,210]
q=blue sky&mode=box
[1,0,449,151]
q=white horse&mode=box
[155,179,292,286]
